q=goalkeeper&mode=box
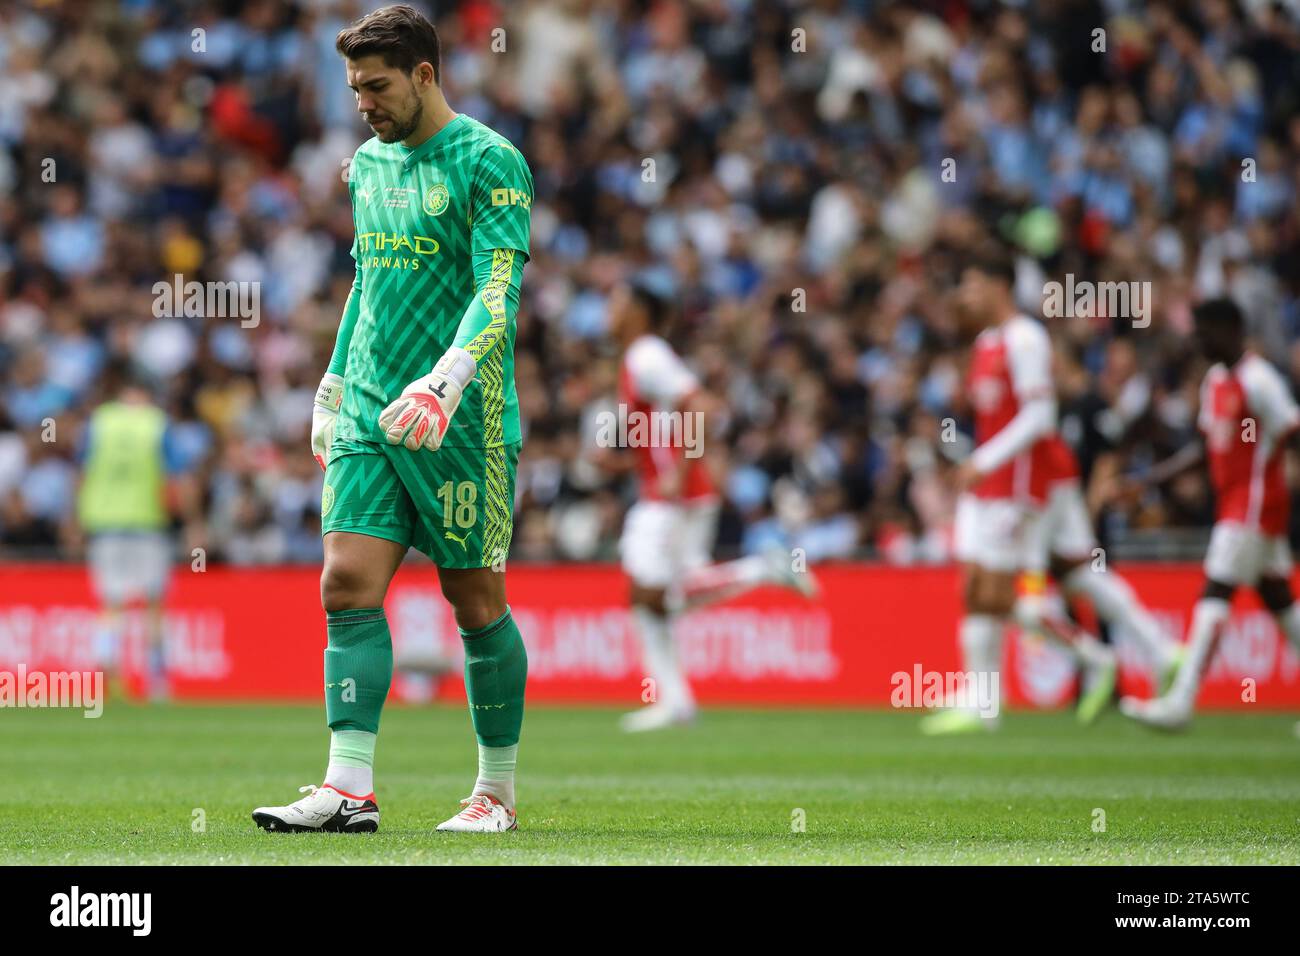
[253,4,530,835]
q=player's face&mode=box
[607,285,644,342]
[346,55,426,144]
[1194,320,1241,365]
[956,268,994,329]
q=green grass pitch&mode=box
[2,704,1298,864]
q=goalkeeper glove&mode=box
[311,372,344,470]
[379,347,476,452]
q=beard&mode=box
[373,93,423,144]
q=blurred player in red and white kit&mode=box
[606,282,816,732]
[1037,433,1182,690]
[923,251,1116,734]
[1122,298,1300,730]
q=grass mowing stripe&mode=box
[1,706,1297,864]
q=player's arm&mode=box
[381,141,533,451]
[454,247,523,360]
[64,422,93,556]
[161,422,207,553]
[1141,360,1300,491]
[378,248,525,451]
[1121,372,1214,500]
[1245,357,1300,447]
[659,385,722,499]
[1137,442,1205,489]
[326,271,363,380]
[960,320,1056,486]
[312,173,365,469]
[623,336,712,499]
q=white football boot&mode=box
[1119,693,1192,731]
[919,708,999,735]
[619,701,697,733]
[435,793,517,832]
[1076,651,1118,726]
[763,544,820,599]
[252,784,380,833]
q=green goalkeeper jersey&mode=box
[336,113,532,449]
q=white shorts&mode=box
[620,499,719,589]
[1042,480,1096,562]
[954,494,1046,573]
[1203,521,1293,587]
[88,531,173,605]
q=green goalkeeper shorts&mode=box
[321,436,519,569]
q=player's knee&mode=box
[320,560,383,612]
[1050,555,1081,585]
[1202,578,1236,603]
[629,583,668,616]
[439,573,506,632]
[960,567,983,611]
[1257,576,1294,613]
[448,597,505,632]
[969,575,1014,617]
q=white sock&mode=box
[325,730,376,796]
[669,556,769,612]
[324,766,372,798]
[1065,566,1174,669]
[1169,598,1230,707]
[959,614,1003,717]
[631,606,694,710]
[1275,603,1300,654]
[473,743,517,809]
[1014,593,1112,667]
[93,614,123,670]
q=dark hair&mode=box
[336,4,441,85]
[628,281,671,332]
[967,246,1017,288]
[1192,297,1244,334]
[100,357,151,400]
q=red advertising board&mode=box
[1,563,1298,708]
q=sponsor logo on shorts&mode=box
[444,530,469,551]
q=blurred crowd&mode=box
[2,0,1300,565]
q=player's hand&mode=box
[379,347,476,452]
[656,468,685,500]
[311,372,344,470]
[955,460,982,491]
[1106,474,1145,505]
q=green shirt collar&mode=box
[398,113,467,169]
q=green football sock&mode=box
[474,742,518,807]
[329,730,376,769]
[324,607,393,735]
[325,730,377,796]
[460,607,528,748]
